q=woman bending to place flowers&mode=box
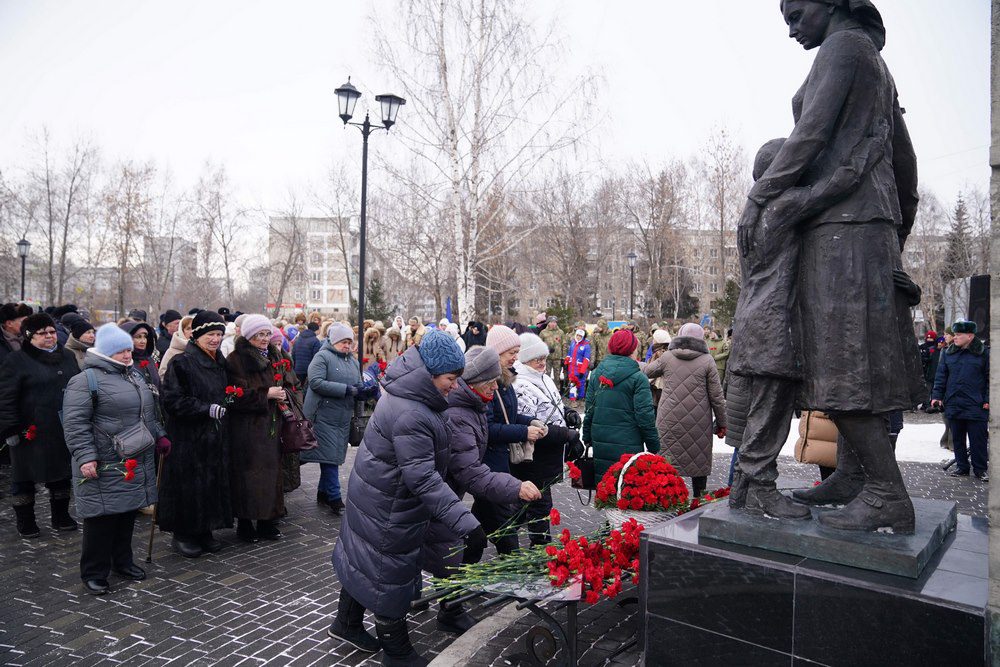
[62,324,170,595]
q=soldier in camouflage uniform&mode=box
[590,319,611,370]
[539,318,565,381]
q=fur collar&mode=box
[947,338,986,356]
[668,336,708,354]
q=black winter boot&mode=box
[792,434,864,506]
[237,519,258,543]
[743,483,811,520]
[50,496,78,531]
[13,501,40,538]
[376,617,427,667]
[436,601,476,635]
[816,414,915,535]
[327,589,379,653]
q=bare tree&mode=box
[267,196,307,318]
[313,165,359,304]
[104,162,155,317]
[373,0,595,324]
[696,127,748,285]
[905,189,949,331]
[195,164,246,306]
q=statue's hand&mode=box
[892,269,922,307]
[737,199,763,258]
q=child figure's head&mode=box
[753,138,786,181]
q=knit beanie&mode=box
[190,310,226,339]
[924,330,937,341]
[234,313,250,329]
[418,329,466,376]
[486,325,520,355]
[677,322,705,340]
[652,329,671,345]
[518,333,549,363]
[94,323,134,356]
[327,323,355,344]
[127,309,148,322]
[240,314,272,341]
[534,312,547,326]
[70,319,96,339]
[463,346,501,385]
[608,329,638,356]
[160,309,181,325]
[20,313,55,339]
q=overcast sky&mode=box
[0,0,990,213]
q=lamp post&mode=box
[627,251,637,319]
[16,238,30,302]
[334,77,406,371]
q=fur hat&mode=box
[0,302,32,323]
[952,320,977,335]
[486,325,520,355]
[127,309,147,322]
[608,329,638,356]
[190,310,226,339]
[418,329,466,376]
[464,346,501,385]
[387,327,401,339]
[21,312,56,339]
[518,333,549,363]
[241,314,272,341]
[94,323,134,357]
[327,323,355,344]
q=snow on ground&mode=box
[711,418,951,464]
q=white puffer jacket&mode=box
[513,361,567,427]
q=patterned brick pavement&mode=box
[0,426,987,666]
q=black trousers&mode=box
[471,497,519,555]
[80,510,137,580]
[514,487,554,547]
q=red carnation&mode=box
[23,425,38,441]
[123,469,136,482]
[549,508,561,526]
[598,375,614,388]
[566,461,582,481]
[273,373,283,382]
[585,590,600,604]
[124,458,138,471]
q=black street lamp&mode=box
[334,77,406,370]
[627,251,637,319]
[16,238,30,301]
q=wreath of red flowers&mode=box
[594,453,689,512]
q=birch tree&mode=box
[373,0,594,323]
[195,164,246,306]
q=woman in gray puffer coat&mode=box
[421,346,541,635]
[329,331,482,667]
[644,322,726,498]
[62,324,169,596]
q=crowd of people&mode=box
[0,297,989,665]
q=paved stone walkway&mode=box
[0,428,987,666]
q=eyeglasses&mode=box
[250,331,272,340]
[33,329,57,337]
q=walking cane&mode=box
[146,455,165,563]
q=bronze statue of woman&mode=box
[731,0,922,533]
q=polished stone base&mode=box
[639,507,987,666]
[698,496,957,578]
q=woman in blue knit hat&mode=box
[328,329,483,666]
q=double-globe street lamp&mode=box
[334,77,406,371]
[627,250,637,319]
[16,238,30,301]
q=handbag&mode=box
[280,401,319,453]
[564,406,582,429]
[349,413,368,447]
[87,369,156,458]
[497,392,534,464]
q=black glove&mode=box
[345,384,358,397]
[462,526,487,565]
[564,429,584,462]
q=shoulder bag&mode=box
[87,369,156,458]
[499,392,535,464]
[280,399,319,453]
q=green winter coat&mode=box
[582,354,660,482]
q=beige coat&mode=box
[644,336,726,477]
[158,330,189,380]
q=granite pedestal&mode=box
[699,497,957,578]
[640,506,987,666]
